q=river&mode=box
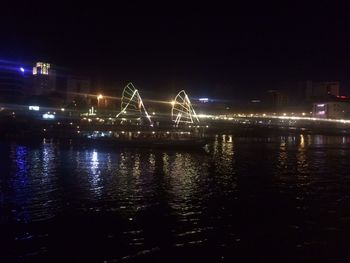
[1,134,350,262]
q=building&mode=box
[313,101,350,119]
[266,90,288,110]
[66,78,91,107]
[31,62,56,95]
[190,97,230,115]
[0,61,26,103]
[305,81,340,100]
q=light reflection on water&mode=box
[2,134,350,261]
[87,150,103,198]
[5,140,61,223]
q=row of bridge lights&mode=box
[95,91,311,122]
[81,130,192,135]
[217,112,313,119]
[93,94,177,118]
[96,93,176,106]
[118,131,191,134]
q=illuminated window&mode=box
[33,62,50,75]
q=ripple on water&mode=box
[1,135,350,262]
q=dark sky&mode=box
[2,1,350,100]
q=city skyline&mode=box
[2,2,350,99]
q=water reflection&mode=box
[166,152,204,202]
[277,137,288,171]
[299,134,305,149]
[87,150,103,198]
[3,134,350,262]
[132,154,141,177]
[310,135,350,145]
[81,150,160,218]
[12,145,30,223]
[30,141,60,221]
[212,135,235,175]
[7,141,61,223]
[296,135,308,174]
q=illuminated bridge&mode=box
[114,83,350,127]
[3,82,350,137]
[80,82,350,134]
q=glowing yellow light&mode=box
[300,134,305,148]
[97,94,103,100]
[171,100,175,106]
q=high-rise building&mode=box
[266,90,288,109]
[305,81,340,100]
[313,101,350,119]
[0,61,26,103]
[66,78,91,107]
[31,62,56,95]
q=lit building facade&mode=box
[31,62,56,95]
[32,62,50,75]
[313,101,350,119]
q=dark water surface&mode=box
[2,134,350,262]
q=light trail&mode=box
[65,91,174,105]
[197,113,350,125]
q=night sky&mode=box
[2,1,350,100]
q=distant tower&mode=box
[32,62,56,95]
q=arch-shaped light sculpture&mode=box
[171,90,199,127]
[116,83,152,124]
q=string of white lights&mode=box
[116,83,152,124]
[171,90,199,126]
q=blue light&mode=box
[29,106,40,111]
[42,113,55,119]
[199,98,209,102]
[20,67,25,73]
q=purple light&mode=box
[20,67,25,73]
